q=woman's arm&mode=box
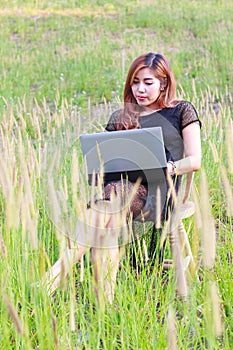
[167,122,201,175]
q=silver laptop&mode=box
[80,127,167,184]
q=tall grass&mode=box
[0,1,232,349]
[0,86,232,349]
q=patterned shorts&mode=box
[103,180,148,219]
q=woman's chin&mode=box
[136,100,148,107]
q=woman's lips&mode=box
[137,96,147,101]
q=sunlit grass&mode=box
[0,85,232,348]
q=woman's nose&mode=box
[138,83,145,92]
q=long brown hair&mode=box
[116,52,177,130]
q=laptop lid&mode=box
[80,127,167,183]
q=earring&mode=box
[160,87,164,91]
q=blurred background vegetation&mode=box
[0,0,232,111]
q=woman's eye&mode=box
[133,80,139,84]
[145,81,153,85]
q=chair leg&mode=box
[169,227,188,298]
[178,222,198,278]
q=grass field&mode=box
[0,1,232,349]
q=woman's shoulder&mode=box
[172,99,197,113]
[172,100,201,129]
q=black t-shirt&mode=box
[104,100,201,221]
[105,100,201,163]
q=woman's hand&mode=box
[167,161,176,175]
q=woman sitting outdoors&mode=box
[45,52,202,304]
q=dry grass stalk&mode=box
[209,140,219,163]
[220,165,233,217]
[39,244,46,276]
[69,292,76,332]
[159,174,178,248]
[192,186,202,230]
[52,311,59,349]
[71,149,79,213]
[0,112,40,242]
[47,174,62,228]
[142,238,149,264]
[80,255,84,282]
[3,295,24,335]
[0,232,7,258]
[200,171,216,269]
[18,133,38,247]
[166,173,178,207]
[155,187,161,230]
[0,153,11,199]
[0,147,21,230]
[191,187,202,267]
[47,173,70,252]
[225,120,233,174]
[21,193,38,249]
[210,281,223,338]
[167,306,177,350]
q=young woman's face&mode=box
[131,67,161,110]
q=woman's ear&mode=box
[160,77,168,91]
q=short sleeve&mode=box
[105,109,122,131]
[177,101,202,130]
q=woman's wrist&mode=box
[167,160,177,175]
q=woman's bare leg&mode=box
[91,244,125,306]
[43,243,88,295]
[43,201,114,295]
[43,199,129,304]
[90,200,129,305]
